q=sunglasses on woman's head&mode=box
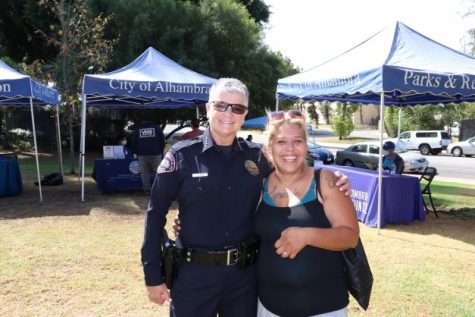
[211,101,248,115]
[268,110,305,121]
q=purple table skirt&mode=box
[318,165,425,227]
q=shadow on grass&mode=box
[0,173,150,220]
[0,151,151,220]
[383,207,475,248]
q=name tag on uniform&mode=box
[192,173,208,178]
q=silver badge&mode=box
[244,160,259,176]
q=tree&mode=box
[0,0,57,63]
[36,0,116,174]
[307,102,319,128]
[462,0,475,56]
[331,102,357,139]
[88,0,298,118]
[384,106,399,137]
[239,0,270,24]
[175,0,270,25]
[319,101,332,124]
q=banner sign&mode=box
[384,66,475,96]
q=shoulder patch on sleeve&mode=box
[157,151,176,173]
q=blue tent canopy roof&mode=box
[0,60,59,106]
[242,116,268,129]
[83,47,216,108]
[277,21,475,105]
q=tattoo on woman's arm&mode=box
[324,174,336,189]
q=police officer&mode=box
[141,78,351,317]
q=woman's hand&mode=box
[274,227,308,259]
[334,171,352,196]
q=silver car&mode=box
[447,136,475,157]
[335,141,429,173]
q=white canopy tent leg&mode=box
[275,99,279,111]
[195,105,199,119]
[377,93,385,234]
[397,106,402,136]
[29,97,43,202]
[56,107,64,178]
[80,94,87,201]
[397,106,402,148]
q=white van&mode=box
[391,130,451,155]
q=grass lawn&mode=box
[1,153,474,316]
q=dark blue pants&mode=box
[170,262,257,317]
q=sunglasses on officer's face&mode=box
[268,110,305,121]
[211,101,248,115]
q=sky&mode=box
[263,0,475,70]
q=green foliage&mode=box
[239,0,270,24]
[384,106,399,137]
[331,102,357,139]
[0,0,57,63]
[1,0,298,150]
[88,0,298,118]
[3,128,34,151]
[35,0,117,173]
[391,103,475,134]
[331,116,354,139]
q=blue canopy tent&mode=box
[276,21,475,231]
[0,60,61,202]
[242,116,268,129]
[80,47,216,200]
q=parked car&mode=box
[447,136,475,157]
[387,130,451,155]
[306,141,334,166]
[335,141,429,173]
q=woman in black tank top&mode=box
[255,112,359,317]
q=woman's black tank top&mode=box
[254,171,348,317]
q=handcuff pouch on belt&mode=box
[161,230,180,289]
[236,235,260,269]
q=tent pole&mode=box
[80,94,87,201]
[275,99,279,111]
[29,97,43,202]
[377,93,385,234]
[397,106,402,148]
[56,106,64,178]
[195,105,199,119]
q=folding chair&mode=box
[419,167,438,217]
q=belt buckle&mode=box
[226,249,238,266]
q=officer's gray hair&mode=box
[208,78,249,106]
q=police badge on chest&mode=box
[244,160,259,176]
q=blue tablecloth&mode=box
[0,158,23,197]
[318,165,425,227]
[92,158,153,193]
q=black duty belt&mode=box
[183,248,239,266]
[180,235,260,269]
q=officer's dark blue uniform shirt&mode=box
[141,128,270,286]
